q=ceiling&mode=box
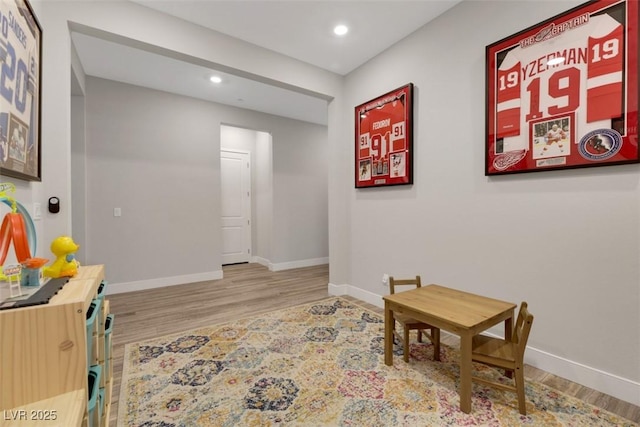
[71,0,462,125]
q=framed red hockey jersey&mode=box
[485,0,639,175]
[355,84,413,188]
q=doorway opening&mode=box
[220,125,272,266]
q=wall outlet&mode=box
[382,273,389,286]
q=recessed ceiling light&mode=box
[210,76,222,83]
[334,25,348,36]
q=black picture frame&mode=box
[485,0,639,175]
[0,0,42,181]
[355,83,413,188]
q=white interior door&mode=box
[221,150,251,264]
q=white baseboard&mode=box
[524,344,640,407]
[261,256,329,272]
[105,270,224,295]
[328,282,384,307]
[328,283,640,407]
[252,256,271,269]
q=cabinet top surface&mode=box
[0,265,104,313]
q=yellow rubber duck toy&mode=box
[43,236,80,278]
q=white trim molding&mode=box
[251,256,272,269]
[328,283,640,407]
[524,345,640,407]
[106,270,223,295]
[267,257,328,272]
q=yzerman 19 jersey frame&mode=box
[0,0,42,182]
[355,83,413,188]
[485,0,639,175]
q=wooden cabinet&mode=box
[0,265,112,426]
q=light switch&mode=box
[114,207,122,217]
[33,203,42,220]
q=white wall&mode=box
[14,0,637,407]
[335,0,639,405]
[30,0,342,265]
[82,77,328,285]
[219,120,329,270]
[70,95,87,262]
[255,131,273,264]
[24,0,339,289]
[220,124,330,272]
[272,119,329,268]
[85,77,223,284]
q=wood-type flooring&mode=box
[107,263,639,425]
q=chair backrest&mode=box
[512,302,534,358]
[389,275,421,295]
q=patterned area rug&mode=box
[118,297,637,426]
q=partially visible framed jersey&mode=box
[355,83,413,188]
[485,0,639,175]
[0,0,42,181]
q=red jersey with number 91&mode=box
[495,13,622,153]
[359,99,406,161]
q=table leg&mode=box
[459,333,472,413]
[504,310,514,379]
[505,310,514,341]
[384,302,394,366]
